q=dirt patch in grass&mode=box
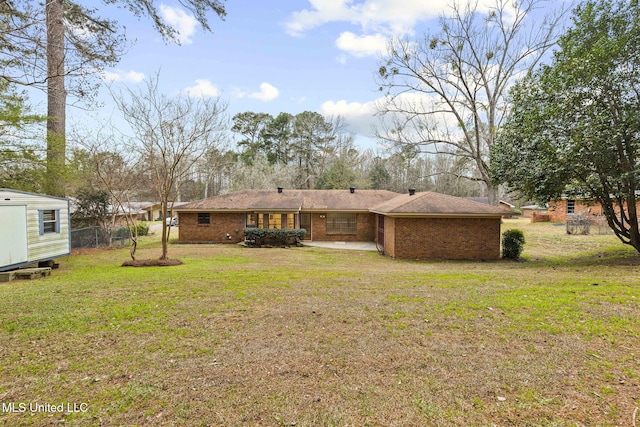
[121,258,183,267]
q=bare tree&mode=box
[73,124,145,260]
[111,73,228,260]
[376,0,569,205]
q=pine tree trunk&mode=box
[46,0,66,197]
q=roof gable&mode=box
[371,192,506,216]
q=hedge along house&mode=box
[175,188,506,260]
[0,189,71,271]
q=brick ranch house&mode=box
[547,197,640,230]
[175,188,506,260]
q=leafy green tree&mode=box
[292,111,335,189]
[315,158,356,189]
[231,112,273,165]
[261,112,294,165]
[71,187,111,228]
[368,156,391,190]
[0,78,46,191]
[491,0,640,252]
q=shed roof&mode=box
[370,191,506,216]
[0,188,69,202]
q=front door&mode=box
[300,213,312,240]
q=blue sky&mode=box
[64,0,568,149]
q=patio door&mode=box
[377,215,385,247]
[300,213,312,240]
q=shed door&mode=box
[0,206,28,267]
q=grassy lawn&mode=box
[0,219,638,426]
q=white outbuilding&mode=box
[0,189,71,272]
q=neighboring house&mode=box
[0,189,71,271]
[465,197,516,213]
[548,199,604,223]
[175,188,505,260]
[123,202,154,222]
[70,200,150,227]
[142,202,188,222]
[521,204,547,218]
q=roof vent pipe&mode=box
[277,187,283,193]
[350,187,355,194]
[408,188,416,196]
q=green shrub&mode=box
[130,222,149,237]
[243,228,306,247]
[502,229,525,259]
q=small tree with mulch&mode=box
[122,258,183,267]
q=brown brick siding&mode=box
[379,216,397,258]
[531,213,551,223]
[178,211,377,243]
[178,212,246,243]
[382,217,501,260]
[308,212,376,242]
[549,199,640,224]
[548,200,604,223]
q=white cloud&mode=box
[285,0,500,58]
[102,69,145,83]
[284,0,354,37]
[320,99,379,137]
[335,31,387,57]
[248,82,280,102]
[320,99,377,117]
[160,4,198,45]
[284,0,451,37]
[184,79,220,98]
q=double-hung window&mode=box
[39,210,60,235]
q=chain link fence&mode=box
[566,214,613,235]
[70,226,131,249]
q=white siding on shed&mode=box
[0,205,28,266]
[0,189,70,270]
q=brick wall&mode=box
[309,212,376,242]
[383,217,501,260]
[178,212,246,243]
[379,216,397,258]
[548,200,605,223]
[531,213,550,223]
